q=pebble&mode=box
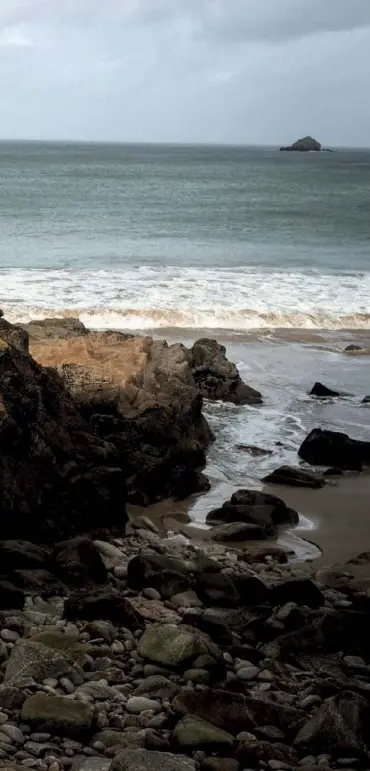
[300,695,322,709]
[142,588,161,601]
[343,655,366,669]
[1,629,20,642]
[126,697,161,714]
[30,734,52,743]
[111,641,125,654]
[237,665,260,681]
[298,757,317,766]
[258,669,274,681]
[1,723,25,744]
[59,678,75,694]
[223,652,233,665]
[43,679,58,689]
[0,713,8,726]
[268,761,291,770]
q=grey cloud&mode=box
[0,0,369,146]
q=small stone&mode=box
[236,732,257,742]
[343,655,366,670]
[1,629,20,642]
[300,695,322,709]
[0,713,8,725]
[183,669,210,684]
[268,762,290,770]
[49,763,60,771]
[237,665,259,681]
[223,653,233,665]
[1,723,25,743]
[30,734,52,743]
[43,679,59,689]
[298,757,317,766]
[142,588,161,601]
[258,670,274,681]
[111,641,125,655]
[126,697,161,714]
[60,678,75,695]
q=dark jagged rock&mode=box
[64,589,144,626]
[206,489,298,535]
[236,741,298,768]
[362,395,370,403]
[298,428,370,470]
[52,537,108,586]
[0,581,25,610]
[0,320,126,542]
[310,382,340,397]
[127,552,192,598]
[190,338,262,405]
[293,691,369,758]
[280,136,321,152]
[263,465,325,488]
[0,540,50,571]
[269,578,325,609]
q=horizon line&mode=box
[0,138,369,150]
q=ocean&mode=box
[1,140,370,554]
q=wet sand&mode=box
[263,474,370,566]
[128,473,370,568]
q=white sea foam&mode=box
[1,265,370,330]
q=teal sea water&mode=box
[1,141,370,329]
[1,141,370,555]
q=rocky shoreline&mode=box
[1,312,370,771]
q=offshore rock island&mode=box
[280,136,322,152]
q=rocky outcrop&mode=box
[190,338,262,405]
[0,321,126,542]
[280,136,321,152]
[299,428,370,470]
[23,319,261,505]
[206,489,299,536]
[29,332,212,505]
[263,466,325,488]
[310,382,340,397]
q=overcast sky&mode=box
[1,0,370,145]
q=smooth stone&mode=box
[237,666,260,681]
[111,749,196,771]
[0,723,25,743]
[173,715,234,749]
[126,697,161,714]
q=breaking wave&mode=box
[1,266,370,331]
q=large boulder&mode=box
[0,320,126,542]
[4,639,80,686]
[293,691,369,758]
[298,428,370,470]
[51,536,108,585]
[126,552,192,598]
[22,693,95,739]
[138,624,220,668]
[111,750,196,771]
[190,338,262,405]
[30,331,213,505]
[309,382,340,397]
[206,489,298,535]
[263,466,325,489]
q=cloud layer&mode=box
[1,0,369,145]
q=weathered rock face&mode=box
[298,428,370,470]
[190,338,262,405]
[280,136,321,152]
[29,331,213,505]
[0,320,126,542]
